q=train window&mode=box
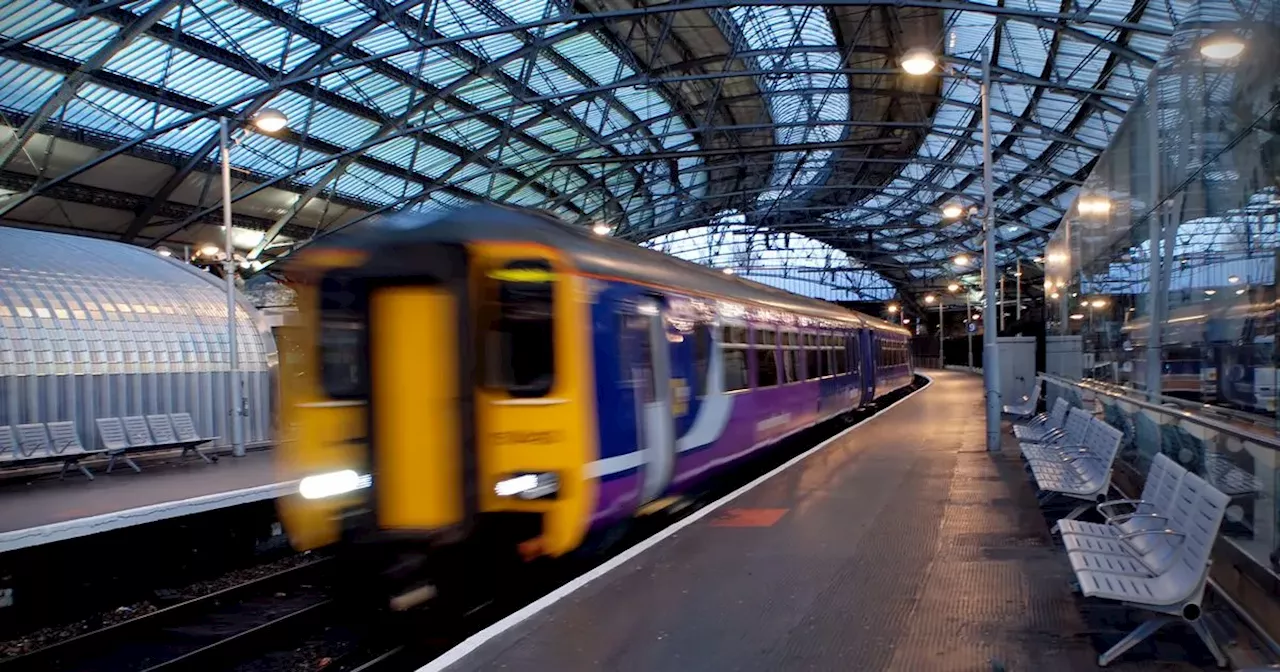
[721,323,749,392]
[724,348,749,392]
[485,259,555,398]
[781,331,800,383]
[318,273,367,400]
[754,327,779,388]
[805,333,820,380]
[692,323,712,399]
[846,336,858,374]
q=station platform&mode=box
[0,449,292,554]
[428,370,1262,671]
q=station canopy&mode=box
[0,0,1188,299]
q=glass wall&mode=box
[1044,1,1280,419]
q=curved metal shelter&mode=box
[0,0,1192,300]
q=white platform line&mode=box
[0,480,298,554]
[417,373,935,672]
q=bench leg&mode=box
[60,459,94,481]
[107,453,141,474]
[1062,503,1092,522]
[1099,615,1174,666]
[1189,616,1229,668]
[183,446,214,464]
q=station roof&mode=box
[0,0,1189,300]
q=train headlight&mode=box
[495,472,559,500]
[299,470,372,499]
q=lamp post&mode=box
[219,109,287,458]
[903,45,1001,451]
[925,294,940,367]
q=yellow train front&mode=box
[276,208,600,600]
[275,205,913,603]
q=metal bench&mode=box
[1053,453,1184,539]
[16,423,101,480]
[0,427,15,463]
[1027,417,1124,521]
[147,414,213,464]
[1020,407,1092,464]
[96,417,144,474]
[47,421,100,480]
[1068,472,1230,667]
[1003,378,1043,419]
[168,413,217,460]
[1013,397,1070,442]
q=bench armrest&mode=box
[1118,528,1186,544]
[1108,512,1167,525]
[1096,498,1149,516]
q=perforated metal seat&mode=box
[96,417,142,473]
[1013,397,1069,442]
[1003,379,1042,418]
[1071,473,1230,667]
[1021,408,1092,464]
[1055,454,1184,543]
[1028,418,1124,524]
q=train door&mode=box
[859,329,877,404]
[626,297,676,503]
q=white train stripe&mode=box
[586,451,645,478]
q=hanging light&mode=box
[924,295,936,304]
[1050,292,1060,299]
[954,254,970,266]
[156,247,173,257]
[199,244,220,257]
[1090,298,1108,308]
[722,268,734,275]
[948,283,960,292]
[900,48,937,76]
[1227,275,1240,284]
[1199,31,1245,60]
[1069,313,1085,320]
[887,304,899,314]
[251,108,289,133]
[1236,288,1247,295]
[592,223,611,236]
[1204,289,1217,296]
[942,203,964,219]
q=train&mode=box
[274,206,912,601]
[1118,290,1277,413]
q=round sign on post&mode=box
[966,321,977,333]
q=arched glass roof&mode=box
[0,0,1206,300]
[647,216,897,301]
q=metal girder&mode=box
[0,0,1157,219]
[0,0,182,170]
[240,0,640,251]
[548,137,903,164]
[0,0,140,52]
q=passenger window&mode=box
[782,332,800,383]
[805,333,820,379]
[722,324,749,392]
[754,326,779,388]
[484,259,555,398]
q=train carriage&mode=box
[276,206,911,597]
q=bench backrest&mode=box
[1079,419,1124,483]
[1046,398,1070,428]
[96,417,130,452]
[170,413,201,442]
[1059,408,1092,444]
[47,422,86,456]
[1159,473,1230,596]
[122,416,154,447]
[146,415,178,444]
[1147,453,1186,512]
[0,426,16,461]
[14,424,51,459]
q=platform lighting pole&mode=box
[966,290,974,369]
[979,46,1002,453]
[902,44,1000,450]
[220,117,244,459]
[217,109,287,459]
[938,299,944,366]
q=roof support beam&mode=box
[0,0,183,170]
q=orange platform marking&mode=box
[709,508,789,527]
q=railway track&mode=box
[0,557,336,672]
